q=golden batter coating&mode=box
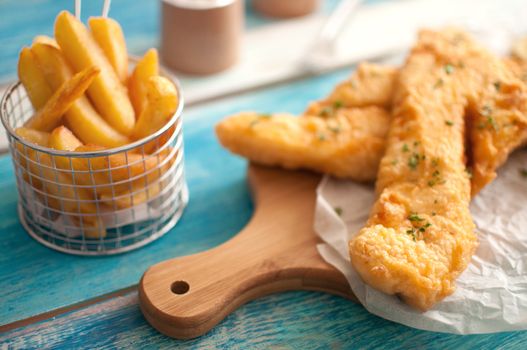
[350,29,479,311]
[215,107,389,181]
[305,63,398,115]
[217,63,396,181]
[216,48,527,187]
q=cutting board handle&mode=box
[139,165,354,339]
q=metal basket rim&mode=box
[0,58,185,158]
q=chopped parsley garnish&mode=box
[444,64,455,75]
[445,120,454,126]
[406,229,417,241]
[493,81,501,91]
[317,133,327,141]
[402,144,410,152]
[408,213,425,222]
[408,153,420,170]
[431,158,440,167]
[334,207,343,216]
[419,222,432,233]
[520,168,527,179]
[250,114,272,127]
[487,116,498,131]
[333,100,343,109]
[319,106,333,117]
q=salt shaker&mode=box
[161,0,244,75]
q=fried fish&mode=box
[216,63,396,180]
[349,29,479,311]
[217,50,527,189]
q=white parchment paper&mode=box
[315,150,527,334]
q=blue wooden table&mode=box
[1,1,526,348]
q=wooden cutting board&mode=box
[139,164,356,339]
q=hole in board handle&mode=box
[171,280,190,295]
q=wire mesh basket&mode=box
[0,79,188,256]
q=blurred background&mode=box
[1,0,526,105]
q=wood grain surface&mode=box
[140,165,353,339]
[3,290,527,349]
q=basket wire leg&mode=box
[86,157,105,251]
[51,155,71,250]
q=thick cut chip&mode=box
[31,42,129,147]
[55,11,135,134]
[18,47,54,110]
[25,66,99,131]
[132,76,178,140]
[89,17,128,83]
[128,48,159,117]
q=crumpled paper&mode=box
[315,149,527,334]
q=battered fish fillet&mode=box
[215,107,389,181]
[216,63,396,180]
[216,52,527,186]
[305,63,398,114]
[349,29,479,311]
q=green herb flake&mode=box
[493,81,501,91]
[391,159,398,166]
[334,207,343,216]
[444,64,455,75]
[317,133,327,141]
[445,120,454,126]
[428,180,436,187]
[465,168,473,178]
[487,116,498,131]
[333,100,343,109]
[408,153,420,170]
[520,168,527,178]
[402,144,410,152]
[431,158,440,167]
[406,229,417,241]
[319,107,333,117]
[408,213,425,222]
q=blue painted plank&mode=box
[2,290,526,349]
[0,68,351,325]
